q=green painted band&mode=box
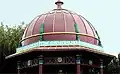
[40,23,44,41]
[74,23,80,40]
[16,41,103,53]
[39,60,44,64]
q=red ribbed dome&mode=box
[21,1,101,46]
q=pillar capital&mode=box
[76,54,81,64]
[76,54,82,57]
[100,59,103,61]
[100,59,103,67]
[17,61,20,69]
[38,55,43,58]
[100,59,103,74]
[38,55,44,65]
[17,61,21,74]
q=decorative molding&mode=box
[16,40,103,54]
[57,57,62,63]
[19,58,39,69]
[21,32,99,42]
[44,56,75,64]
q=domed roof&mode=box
[21,0,101,46]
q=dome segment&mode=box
[21,1,102,47]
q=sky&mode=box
[0,0,120,56]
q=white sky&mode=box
[0,0,120,56]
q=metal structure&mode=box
[6,0,115,74]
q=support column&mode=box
[100,59,103,74]
[38,55,44,74]
[76,55,81,74]
[17,61,20,74]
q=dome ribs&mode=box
[87,21,96,45]
[83,17,97,45]
[32,15,42,35]
[22,26,29,45]
[32,15,45,34]
[22,8,101,46]
[25,17,39,45]
[42,14,48,25]
[30,17,40,36]
[43,12,53,40]
[44,12,53,32]
[54,11,64,32]
[67,10,76,28]
[53,10,57,32]
[26,17,38,37]
[79,15,89,43]
[71,14,86,41]
[61,10,67,32]
[67,10,79,40]
[80,16,94,44]
[80,16,94,36]
[23,26,29,38]
[79,15,88,34]
[81,16,102,46]
[64,10,75,32]
[86,19,101,46]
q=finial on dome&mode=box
[55,0,64,9]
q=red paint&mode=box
[76,64,81,74]
[100,68,103,74]
[39,64,43,74]
[21,1,100,46]
[17,69,20,74]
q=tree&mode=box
[104,54,120,74]
[0,22,24,72]
[118,53,120,65]
[118,53,120,73]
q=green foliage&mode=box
[0,22,24,56]
[0,22,24,73]
[118,53,120,62]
